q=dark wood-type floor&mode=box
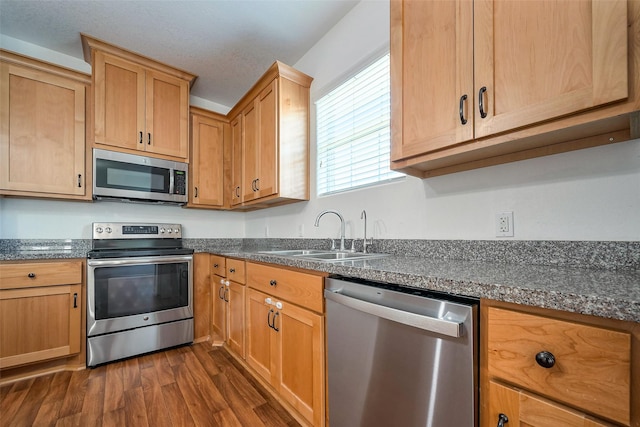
[0,343,300,427]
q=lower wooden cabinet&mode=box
[0,260,83,370]
[226,280,245,357]
[482,300,638,427]
[193,253,211,342]
[246,287,324,427]
[245,262,326,427]
[210,256,246,359]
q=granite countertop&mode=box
[2,239,638,323]
[217,251,640,323]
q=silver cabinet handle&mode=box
[324,289,463,338]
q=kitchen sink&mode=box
[257,249,330,256]
[258,249,389,262]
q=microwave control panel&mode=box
[174,170,186,195]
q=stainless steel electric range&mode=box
[86,222,194,367]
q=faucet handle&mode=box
[349,239,357,253]
[328,238,336,251]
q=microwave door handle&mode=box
[169,169,175,195]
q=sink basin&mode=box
[257,249,389,262]
[296,252,390,262]
[258,249,330,256]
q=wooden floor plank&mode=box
[210,348,268,407]
[173,362,220,426]
[151,351,176,386]
[122,357,141,391]
[212,372,269,427]
[1,343,299,427]
[123,387,149,427]
[80,375,105,427]
[212,407,245,427]
[9,375,53,427]
[102,362,124,413]
[161,381,196,427]
[191,341,222,378]
[182,350,229,412]
[58,369,91,419]
[101,408,126,427]
[140,367,173,427]
[1,388,31,427]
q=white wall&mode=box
[2,1,639,241]
[0,198,244,239]
[244,0,640,241]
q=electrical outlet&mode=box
[496,212,514,237]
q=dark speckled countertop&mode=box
[2,238,638,323]
[219,251,640,323]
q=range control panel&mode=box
[92,222,182,239]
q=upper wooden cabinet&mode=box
[188,108,229,209]
[0,50,90,200]
[391,0,640,177]
[81,34,196,162]
[228,62,312,209]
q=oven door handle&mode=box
[88,254,193,267]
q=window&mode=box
[316,53,403,196]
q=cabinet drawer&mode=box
[487,307,631,425]
[0,261,83,289]
[210,255,226,277]
[246,262,324,313]
[227,259,245,284]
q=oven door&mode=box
[87,254,193,337]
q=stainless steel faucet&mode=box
[361,210,373,253]
[314,210,345,251]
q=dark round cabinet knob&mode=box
[28,272,36,278]
[535,350,556,368]
[497,413,509,427]
[269,279,277,286]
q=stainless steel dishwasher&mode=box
[325,276,478,427]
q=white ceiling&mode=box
[0,0,360,108]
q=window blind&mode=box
[316,53,403,196]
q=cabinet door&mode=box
[190,113,225,207]
[230,114,243,206]
[0,284,82,369]
[1,62,86,196]
[242,100,259,201]
[473,0,628,139]
[488,381,613,427]
[211,274,227,342]
[93,51,145,151]
[226,281,245,359]
[246,288,276,384]
[193,253,211,342]
[256,79,278,199]
[145,69,189,159]
[390,0,474,161]
[242,79,279,203]
[275,301,324,427]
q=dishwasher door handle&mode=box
[325,289,463,338]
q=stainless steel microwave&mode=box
[93,148,188,205]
